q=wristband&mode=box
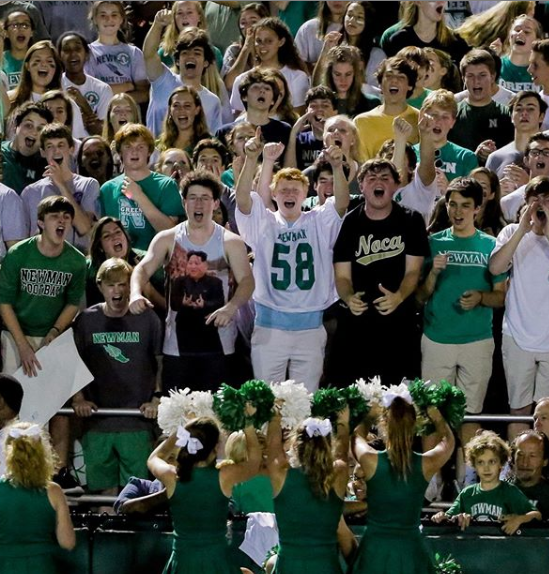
[51,326,61,334]
[151,391,163,400]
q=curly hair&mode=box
[176,417,220,482]
[465,430,511,468]
[4,423,57,490]
[290,422,335,499]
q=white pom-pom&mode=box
[270,380,312,429]
[188,391,215,420]
[157,388,192,434]
[355,376,386,406]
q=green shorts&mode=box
[82,430,153,491]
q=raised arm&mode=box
[219,404,262,496]
[235,127,262,215]
[147,433,178,493]
[259,142,285,210]
[416,112,436,186]
[422,406,455,481]
[283,111,312,169]
[143,9,171,82]
[224,29,254,91]
[323,138,349,216]
[489,204,535,275]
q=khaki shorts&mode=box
[421,334,495,414]
[1,330,45,375]
[502,334,549,410]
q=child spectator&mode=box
[432,431,541,534]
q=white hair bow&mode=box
[8,425,41,440]
[303,417,332,438]
[382,389,413,408]
[175,426,204,455]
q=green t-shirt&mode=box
[99,171,184,250]
[423,228,507,344]
[1,141,48,195]
[0,236,86,336]
[407,88,432,110]
[499,56,535,93]
[2,50,23,90]
[449,100,513,152]
[413,140,478,182]
[447,481,537,522]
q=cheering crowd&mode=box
[0,1,548,572]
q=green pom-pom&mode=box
[409,379,466,435]
[240,379,275,427]
[311,388,346,426]
[340,384,370,429]
[434,553,463,573]
[213,384,245,432]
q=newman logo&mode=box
[355,234,404,266]
[489,119,498,129]
[446,251,489,267]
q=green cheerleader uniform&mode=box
[163,467,239,574]
[0,479,59,574]
[273,467,343,574]
[351,451,435,574]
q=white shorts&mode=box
[502,334,549,409]
[251,325,327,393]
[421,334,495,414]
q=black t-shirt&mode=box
[215,118,292,148]
[337,92,381,118]
[333,201,429,313]
[295,130,324,170]
[517,479,549,521]
[73,305,163,432]
[384,26,470,65]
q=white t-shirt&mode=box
[295,18,341,64]
[235,192,343,313]
[500,184,526,223]
[230,66,310,112]
[62,73,114,120]
[395,169,439,223]
[493,224,549,352]
[455,86,515,106]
